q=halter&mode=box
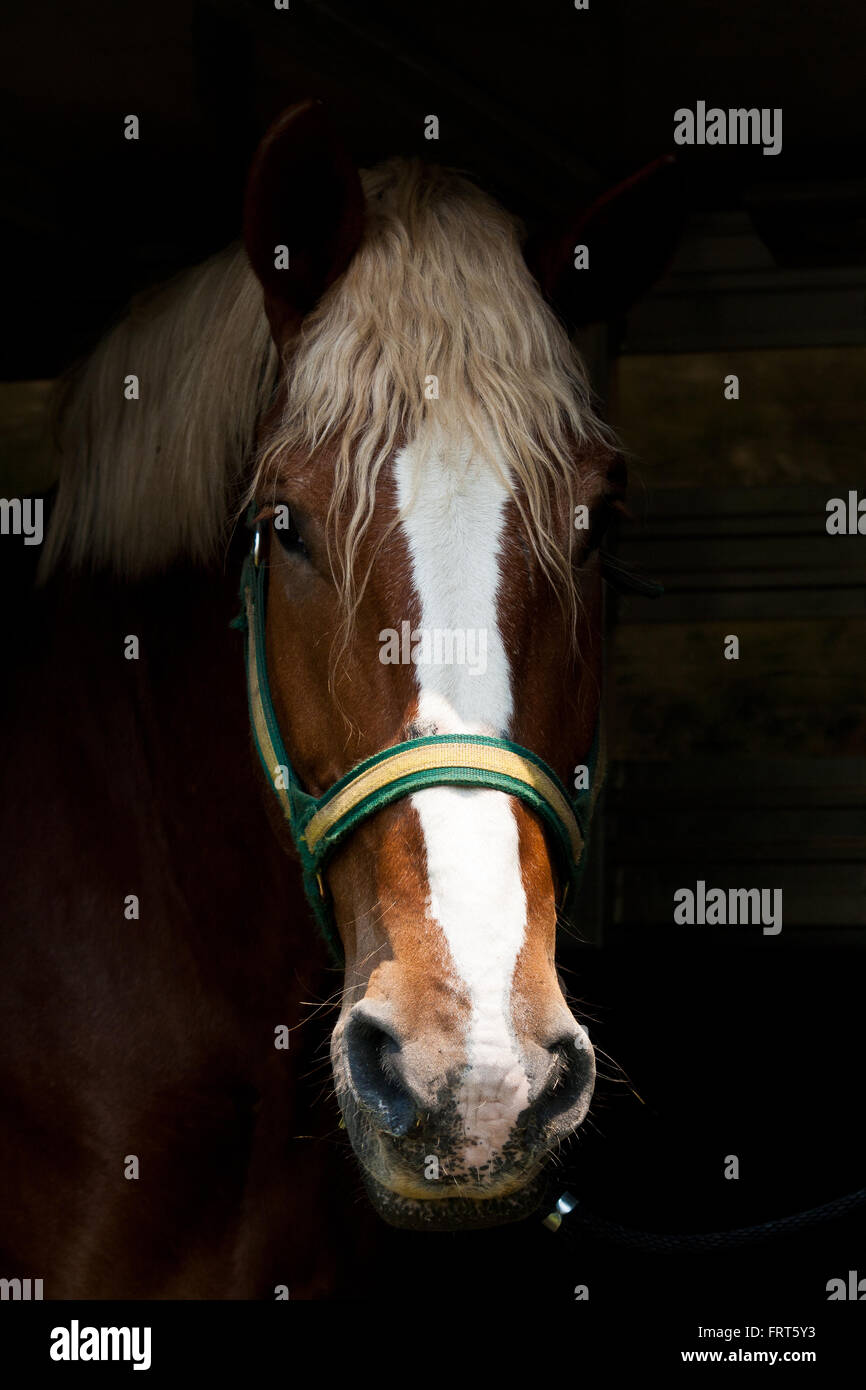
[233,516,658,963]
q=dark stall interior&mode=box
[2,0,864,1307]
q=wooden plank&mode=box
[623,264,866,352]
[609,484,866,620]
[627,568,866,589]
[0,381,56,493]
[611,349,866,493]
[609,756,866,801]
[612,588,866,621]
[606,619,866,761]
[624,485,837,519]
[610,803,864,853]
[601,757,866,933]
[620,542,862,575]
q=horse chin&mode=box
[359,1168,549,1232]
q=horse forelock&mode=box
[251,158,613,645]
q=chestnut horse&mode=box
[0,103,676,1296]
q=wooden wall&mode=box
[596,345,866,940]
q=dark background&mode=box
[3,0,865,376]
[2,0,864,1325]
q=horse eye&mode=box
[273,508,309,559]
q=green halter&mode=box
[233,523,607,964]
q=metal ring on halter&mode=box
[541,1190,579,1231]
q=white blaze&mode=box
[394,430,530,1168]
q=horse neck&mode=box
[25,561,323,984]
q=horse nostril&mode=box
[532,1035,595,1129]
[344,1014,418,1138]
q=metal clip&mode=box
[252,525,262,568]
[542,1190,579,1232]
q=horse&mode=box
[0,101,677,1297]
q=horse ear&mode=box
[243,100,365,335]
[525,155,683,329]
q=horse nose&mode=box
[343,1009,419,1137]
[528,1031,595,1131]
[344,1006,595,1144]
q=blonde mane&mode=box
[41,157,611,619]
[40,244,278,579]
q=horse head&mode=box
[241,101,675,1229]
